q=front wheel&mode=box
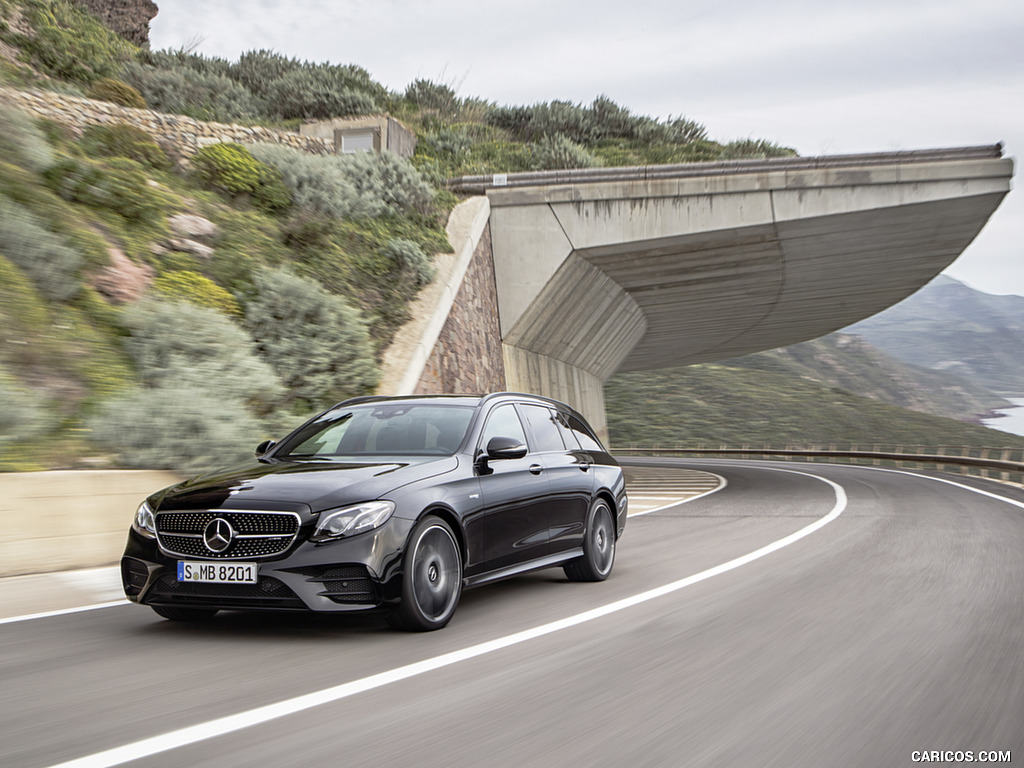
[390,515,463,631]
[564,499,616,582]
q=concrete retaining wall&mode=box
[0,470,180,577]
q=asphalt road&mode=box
[2,460,1022,768]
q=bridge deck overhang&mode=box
[448,146,1013,435]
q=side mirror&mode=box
[486,435,528,460]
[255,439,277,459]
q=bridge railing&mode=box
[612,444,1024,486]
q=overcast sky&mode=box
[150,0,1024,296]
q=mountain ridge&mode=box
[846,275,1024,395]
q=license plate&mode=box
[177,561,258,584]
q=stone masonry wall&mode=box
[415,223,507,394]
[0,87,333,159]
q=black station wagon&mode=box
[121,393,627,630]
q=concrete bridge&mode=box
[378,145,1013,439]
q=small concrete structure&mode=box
[299,115,417,158]
[381,146,1013,440]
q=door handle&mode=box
[579,462,591,472]
[529,464,543,475]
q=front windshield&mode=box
[276,403,475,458]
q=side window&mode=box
[565,413,604,453]
[520,404,565,452]
[554,411,581,449]
[479,404,528,452]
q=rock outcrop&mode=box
[72,0,158,47]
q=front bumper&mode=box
[121,516,416,613]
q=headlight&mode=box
[133,501,156,538]
[312,501,395,541]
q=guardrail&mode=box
[612,445,1024,484]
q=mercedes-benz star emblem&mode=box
[203,518,234,553]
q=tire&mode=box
[563,498,616,582]
[390,515,463,631]
[151,605,218,621]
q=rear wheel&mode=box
[150,605,218,621]
[564,499,616,582]
[390,515,462,631]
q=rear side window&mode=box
[519,404,565,452]
[563,413,604,453]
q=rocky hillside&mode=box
[605,362,1024,449]
[846,276,1024,395]
[721,333,1010,422]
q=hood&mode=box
[154,456,458,513]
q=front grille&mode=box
[306,565,376,604]
[155,510,300,560]
[146,573,305,609]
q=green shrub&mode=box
[230,49,300,93]
[280,211,338,251]
[0,366,53,444]
[0,107,53,172]
[404,78,460,118]
[530,133,600,170]
[0,253,49,340]
[718,138,797,160]
[244,267,378,409]
[0,197,82,300]
[381,238,434,287]
[415,126,472,177]
[153,270,242,316]
[141,48,234,79]
[7,0,137,83]
[640,115,708,144]
[121,61,263,123]
[265,67,378,120]
[486,96,710,149]
[250,143,434,219]
[458,140,535,174]
[87,77,146,108]
[340,150,435,217]
[88,384,265,472]
[190,206,290,295]
[248,143,369,219]
[79,123,170,170]
[191,143,291,213]
[44,155,164,220]
[0,57,35,86]
[122,299,283,410]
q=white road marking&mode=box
[44,467,845,768]
[628,473,727,517]
[852,465,1024,509]
[0,565,127,624]
[0,601,129,626]
[703,458,1024,511]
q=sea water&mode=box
[982,398,1024,438]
